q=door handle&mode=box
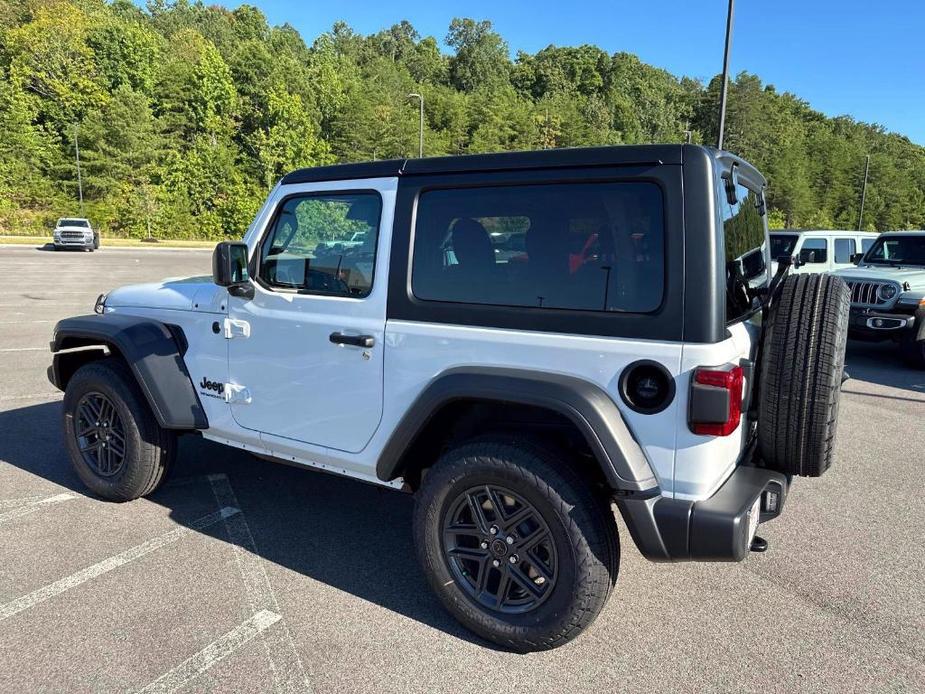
[329,332,375,348]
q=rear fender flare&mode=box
[375,367,659,493]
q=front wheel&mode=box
[413,438,619,652]
[63,358,176,501]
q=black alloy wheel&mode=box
[74,391,127,477]
[442,484,557,614]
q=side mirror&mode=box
[850,252,864,265]
[790,254,804,269]
[722,164,740,205]
[212,241,254,299]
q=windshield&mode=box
[770,233,798,259]
[863,236,925,266]
[59,219,89,227]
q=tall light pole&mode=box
[857,154,870,231]
[717,0,735,150]
[73,124,84,215]
[407,93,424,158]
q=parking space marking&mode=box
[135,609,282,694]
[0,393,62,402]
[0,495,47,509]
[0,506,239,622]
[0,493,75,525]
[209,474,311,693]
[0,347,45,352]
[0,320,54,325]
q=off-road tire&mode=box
[63,357,176,501]
[413,437,619,652]
[757,274,850,476]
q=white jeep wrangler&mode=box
[48,145,850,651]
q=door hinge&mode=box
[223,383,252,404]
[223,318,251,339]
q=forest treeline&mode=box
[1,0,923,239]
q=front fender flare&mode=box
[49,314,208,430]
[375,367,658,493]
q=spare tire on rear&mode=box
[757,273,850,477]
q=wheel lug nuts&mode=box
[506,536,514,545]
[509,555,519,564]
[492,559,500,568]
[489,526,498,535]
[480,541,488,549]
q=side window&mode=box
[834,238,854,264]
[799,238,828,264]
[861,237,876,254]
[411,181,665,313]
[719,178,768,323]
[258,193,381,297]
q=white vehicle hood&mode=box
[833,265,925,290]
[106,276,226,313]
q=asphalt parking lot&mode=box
[0,244,923,693]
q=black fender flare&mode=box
[375,366,659,493]
[48,314,208,430]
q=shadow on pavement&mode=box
[844,339,925,396]
[0,400,487,647]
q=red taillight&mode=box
[690,365,744,436]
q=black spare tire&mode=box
[757,273,850,477]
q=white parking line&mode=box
[0,493,74,510]
[0,506,239,622]
[0,393,62,402]
[209,474,311,693]
[0,493,76,525]
[0,347,45,352]
[0,320,54,325]
[136,610,282,694]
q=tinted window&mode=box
[770,233,798,259]
[799,238,828,264]
[861,237,876,253]
[411,182,665,313]
[720,180,768,322]
[60,219,89,227]
[834,238,854,264]
[258,193,381,297]
[864,236,925,265]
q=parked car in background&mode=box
[833,230,925,368]
[770,229,877,274]
[53,218,99,251]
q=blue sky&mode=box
[221,1,925,145]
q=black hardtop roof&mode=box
[281,144,691,185]
[280,144,767,190]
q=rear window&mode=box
[720,178,768,323]
[411,181,665,313]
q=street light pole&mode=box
[857,154,870,231]
[73,124,84,215]
[408,93,424,158]
[717,0,735,150]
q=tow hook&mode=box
[750,536,768,553]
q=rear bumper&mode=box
[616,465,788,562]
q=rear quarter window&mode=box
[411,181,665,314]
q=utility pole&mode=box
[73,124,84,215]
[407,93,424,158]
[717,0,735,150]
[857,154,870,231]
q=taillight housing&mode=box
[689,365,744,436]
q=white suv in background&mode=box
[770,229,877,273]
[53,218,99,251]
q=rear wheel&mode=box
[900,333,925,369]
[63,358,176,501]
[413,437,619,651]
[757,274,850,477]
